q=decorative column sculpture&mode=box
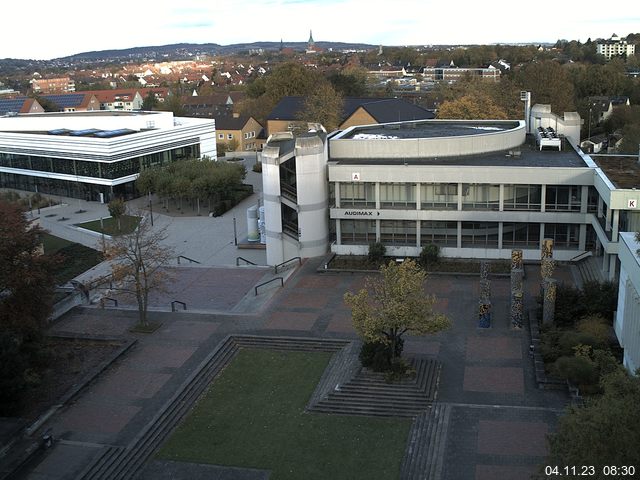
[478,261,491,328]
[510,249,524,329]
[542,278,557,325]
[540,238,557,325]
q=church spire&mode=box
[308,30,314,47]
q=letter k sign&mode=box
[629,199,637,209]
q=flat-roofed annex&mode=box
[330,119,527,160]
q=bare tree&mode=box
[105,215,174,326]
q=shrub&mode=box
[367,241,386,265]
[552,355,598,386]
[384,357,416,383]
[252,162,262,173]
[582,281,618,322]
[577,315,611,346]
[419,243,440,268]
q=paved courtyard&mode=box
[16,257,573,480]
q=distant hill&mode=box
[57,41,378,61]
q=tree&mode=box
[108,198,126,232]
[141,91,158,111]
[105,216,174,327]
[541,368,640,474]
[0,201,56,413]
[437,93,508,120]
[297,81,343,131]
[516,61,576,114]
[344,259,450,365]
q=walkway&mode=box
[16,258,572,480]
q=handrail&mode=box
[236,256,257,266]
[177,255,201,265]
[569,251,592,262]
[274,256,302,274]
[100,297,118,307]
[255,277,283,295]
[171,300,187,311]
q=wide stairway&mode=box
[309,357,442,418]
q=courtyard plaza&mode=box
[18,252,572,479]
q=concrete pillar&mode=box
[416,183,421,210]
[540,184,546,213]
[335,219,341,245]
[539,223,545,250]
[602,252,609,274]
[498,222,503,250]
[375,182,380,210]
[605,205,611,232]
[598,196,603,219]
[335,182,341,208]
[609,254,617,281]
[612,209,620,241]
[457,221,462,249]
[416,220,421,248]
[376,219,380,242]
[580,185,589,214]
[499,184,504,212]
[457,183,463,211]
[579,224,587,251]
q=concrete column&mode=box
[580,185,589,214]
[602,253,609,274]
[579,224,587,251]
[416,183,421,210]
[335,219,341,245]
[612,209,620,241]
[376,219,380,242]
[605,205,611,232]
[598,196,603,218]
[416,220,421,248]
[457,221,462,249]
[375,182,380,210]
[499,184,504,212]
[498,222,503,250]
[540,184,546,213]
[334,182,341,208]
[539,223,545,250]
[457,183,463,211]
[609,255,617,281]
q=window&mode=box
[544,223,579,249]
[545,186,581,211]
[503,185,542,211]
[502,223,540,248]
[218,133,224,139]
[339,182,375,207]
[340,220,376,244]
[421,183,457,209]
[380,220,416,246]
[420,221,457,246]
[461,222,499,248]
[462,184,499,210]
[227,134,233,140]
[380,183,416,209]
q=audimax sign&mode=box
[344,210,380,216]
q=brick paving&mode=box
[21,259,573,480]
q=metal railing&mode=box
[171,300,187,311]
[236,256,257,266]
[177,255,201,265]
[255,277,283,295]
[569,251,592,262]
[274,256,302,274]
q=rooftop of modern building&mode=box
[335,119,521,140]
[591,155,640,189]
[329,135,588,169]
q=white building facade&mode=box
[0,111,216,202]
[597,34,636,60]
[615,232,640,373]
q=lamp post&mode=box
[588,107,592,141]
[148,191,154,226]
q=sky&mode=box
[2,0,639,60]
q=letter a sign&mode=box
[629,199,637,209]
[352,172,360,181]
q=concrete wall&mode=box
[615,232,640,373]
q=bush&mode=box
[419,243,440,268]
[384,357,416,383]
[552,355,598,386]
[367,242,386,265]
[252,162,262,173]
[359,338,404,372]
[582,281,618,322]
[577,315,612,346]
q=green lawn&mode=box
[158,349,412,480]
[75,215,141,236]
[42,233,103,284]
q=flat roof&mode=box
[340,120,521,140]
[330,137,588,168]
[592,155,640,189]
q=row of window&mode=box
[338,220,588,249]
[0,146,199,180]
[217,131,256,140]
[336,182,597,212]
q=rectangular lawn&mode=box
[75,215,140,236]
[157,348,412,480]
